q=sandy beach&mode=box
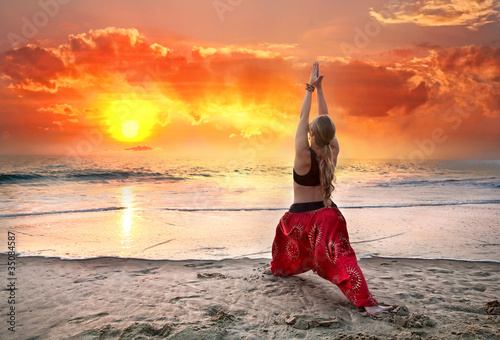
[1,254,499,339]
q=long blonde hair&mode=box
[310,116,336,206]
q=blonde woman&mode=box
[270,62,393,315]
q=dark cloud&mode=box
[124,145,153,151]
[2,45,66,90]
[438,45,500,71]
[322,60,429,117]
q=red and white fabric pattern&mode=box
[270,206,378,308]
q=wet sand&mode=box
[1,255,499,339]
[3,203,499,262]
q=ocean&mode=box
[1,154,499,262]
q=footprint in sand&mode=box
[197,272,227,279]
[168,326,227,339]
[403,273,419,278]
[206,305,239,323]
[262,287,287,297]
[427,268,454,274]
[129,267,160,276]
[390,308,436,329]
[486,300,500,315]
[395,292,411,300]
[422,296,446,305]
[472,271,491,277]
[120,323,172,338]
[409,292,424,299]
[285,315,342,330]
[68,312,109,324]
[470,285,487,292]
[68,322,172,339]
[73,274,107,283]
[380,276,394,280]
[184,262,223,269]
[371,305,436,329]
[169,295,201,303]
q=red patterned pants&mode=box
[270,205,378,307]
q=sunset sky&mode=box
[0,0,499,159]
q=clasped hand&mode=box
[309,61,324,88]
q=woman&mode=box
[270,62,393,315]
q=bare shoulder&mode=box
[294,147,312,175]
[330,136,339,152]
[331,137,340,166]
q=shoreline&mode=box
[3,253,500,264]
[3,203,499,263]
[1,255,499,339]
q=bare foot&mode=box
[364,305,395,315]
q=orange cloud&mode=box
[320,60,429,117]
[2,44,67,92]
[37,103,79,116]
[1,26,499,159]
[192,45,280,59]
[396,45,500,119]
[0,27,300,151]
[340,45,499,159]
[370,0,499,30]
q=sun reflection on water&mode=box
[119,186,136,248]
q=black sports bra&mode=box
[293,148,320,186]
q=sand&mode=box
[1,254,499,340]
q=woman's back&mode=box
[293,143,338,204]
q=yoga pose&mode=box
[270,62,393,315]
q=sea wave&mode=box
[0,173,45,183]
[0,170,186,184]
[65,171,185,182]
[373,176,500,188]
[0,206,126,218]
[3,200,498,218]
[162,200,500,211]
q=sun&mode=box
[100,97,162,142]
[121,120,140,139]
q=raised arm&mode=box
[295,62,319,154]
[316,76,328,116]
[315,64,339,162]
[295,90,313,154]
